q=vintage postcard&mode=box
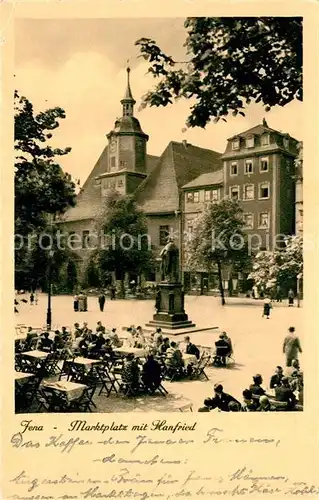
[1,1,318,499]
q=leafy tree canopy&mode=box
[136,17,302,127]
[95,191,154,280]
[15,91,76,235]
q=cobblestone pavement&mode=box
[16,293,303,412]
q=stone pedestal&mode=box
[146,282,195,330]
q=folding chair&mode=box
[59,359,75,381]
[190,355,211,380]
[95,365,118,397]
[69,385,97,412]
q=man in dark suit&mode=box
[204,384,240,412]
[270,366,284,389]
[184,336,200,359]
[214,335,231,366]
[275,377,296,409]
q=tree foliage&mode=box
[185,199,250,304]
[15,91,76,235]
[248,235,303,293]
[136,17,302,127]
[95,192,154,292]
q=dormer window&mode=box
[261,134,270,146]
[246,136,254,148]
[232,139,240,151]
[283,137,289,149]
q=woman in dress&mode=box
[262,297,272,319]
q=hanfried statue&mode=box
[160,237,179,283]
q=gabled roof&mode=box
[228,123,298,142]
[62,148,159,222]
[135,141,222,214]
[182,170,223,189]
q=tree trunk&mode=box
[217,259,226,306]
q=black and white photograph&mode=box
[14,17,304,414]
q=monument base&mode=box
[146,281,196,330]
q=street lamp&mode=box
[46,250,54,330]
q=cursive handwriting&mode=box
[203,428,281,447]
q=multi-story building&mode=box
[222,120,298,251]
[295,142,303,236]
[180,120,299,295]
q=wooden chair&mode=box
[96,365,118,397]
[69,385,97,412]
[190,355,211,380]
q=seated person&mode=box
[204,383,240,412]
[142,354,162,393]
[241,389,258,411]
[88,333,106,357]
[136,326,146,345]
[61,331,74,358]
[249,374,266,398]
[96,321,105,333]
[53,331,65,351]
[73,323,82,337]
[102,338,115,361]
[111,329,123,347]
[121,353,140,395]
[284,359,300,378]
[159,337,170,355]
[23,328,39,350]
[214,335,231,366]
[184,336,200,359]
[270,366,284,389]
[257,395,276,412]
[221,332,233,356]
[38,331,53,352]
[275,376,296,409]
[127,327,136,347]
[78,334,89,357]
[165,342,184,375]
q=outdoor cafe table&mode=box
[68,357,102,367]
[41,380,87,402]
[113,347,147,358]
[15,371,35,384]
[22,350,49,360]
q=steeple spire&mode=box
[121,64,136,117]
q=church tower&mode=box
[98,66,149,197]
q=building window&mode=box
[110,156,116,168]
[230,162,238,176]
[186,192,194,203]
[258,212,270,229]
[259,182,270,199]
[243,213,254,229]
[230,185,240,200]
[232,139,240,150]
[211,189,220,202]
[159,225,170,246]
[260,157,269,172]
[246,136,254,148]
[193,191,200,203]
[243,184,254,200]
[283,137,289,149]
[82,230,90,249]
[299,209,304,217]
[119,160,128,168]
[204,190,211,202]
[118,179,124,187]
[245,160,253,174]
[261,134,270,146]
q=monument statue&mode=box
[159,237,179,283]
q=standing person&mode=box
[78,292,85,312]
[262,297,272,319]
[98,292,106,312]
[109,283,116,300]
[84,293,88,312]
[276,285,282,303]
[252,285,259,299]
[34,291,38,305]
[30,292,34,305]
[73,294,79,312]
[283,327,302,367]
[288,289,295,307]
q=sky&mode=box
[15,18,303,185]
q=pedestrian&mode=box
[73,294,79,312]
[262,297,272,319]
[78,292,85,312]
[276,285,282,303]
[30,292,34,305]
[84,293,88,312]
[283,327,302,367]
[98,292,106,312]
[109,284,116,300]
[288,289,295,307]
[34,292,38,305]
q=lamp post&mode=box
[46,250,54,329]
